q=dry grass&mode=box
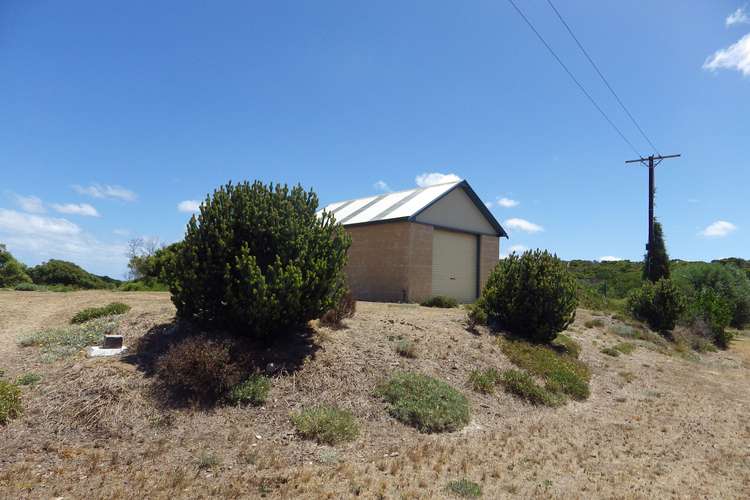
[1,291,750,498]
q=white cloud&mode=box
[703,33,750,76]
[14,194,45,214]
[415,172,461,187]
[50,202,100,217]
[500,244,528,259]
[504,218,544,233]
[177,200,201,213]
[598,256,623,262]
[373,180,391,192]
[496,197,519,208]
[699,220,737,237]
[113,228,131,237]
[73,183,137,202]
[0,208,127,277]
[727,7,749,26]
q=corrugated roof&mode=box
[319,181,459,225]
[318,180,508,237]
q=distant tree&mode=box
[643,220,670,282]
[0,244,32,287]
[126,237,162,280]
[28,259,109,289]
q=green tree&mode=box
[171,181,351,337]
[643,220,670,282]
[0,244,32,287]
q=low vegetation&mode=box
[71,302,131,324]
[377,372,470,433]
[15,373,41,386]
[627,278,685,334]
[551,333,581,358]
[319,289,356,327]
[584,318,605,329]
[28,259,118,289]
[479,250,577,343]
[18,317,119,362]
[499,369,564,407]
[468,368,501,394]
[498,338,590,401]
[0,244,32,288]
[446,478,482,498]
[420,295,458,308]
[228,374,271,406]
[394,339,417,358]
[290,405,359,445]
[0,379,22,425]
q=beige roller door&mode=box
[431,229,477,303]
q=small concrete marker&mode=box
[87,335,127,357]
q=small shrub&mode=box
[468,368,501,394]
[71,302,131,324]
[228,374,271,406]
[601,347,620,357]
[673,324,718,353]
[551,334,581,358]
[195,451,221,470]
[685,288,733,348]
[618,371,636,383]
[15,373,41,386]
[319,288,356,327]
[466,300,488,330]
[13,282,40,292]
[446,478,482,498]
[500,369,564,407]
[0,379,22,424]
[377,372,470,433]
[290,405,359,445]
[171,181,351,338]
[499,339,590,400]
[18,317,119,361]
[155,335,240,403]
[584,318,605,329]
[395,339,417,358]
[614,342,636,355]
[627,279,685,333]
[421,296,458,308]
[481,250,577,343]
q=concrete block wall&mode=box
[407,223,433,303]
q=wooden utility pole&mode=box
[625,154,681,273]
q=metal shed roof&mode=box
[318,180,508,237]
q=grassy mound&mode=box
[291,405,359,445]
[500,369,563,407]
[377,372,469,433]
[228,374,271,406]
[71,302,130,324]
[468,368,501,394]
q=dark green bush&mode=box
[155,335,241,403]
[627,279,685,333]
[13,282,40,291]
[480,250,577,343]
[0,379,22,425]
[71,302,131,324]
[228,374,271,406]
[499,369,564,407]
[466,300,488,330]
[686,288,733,348]
[290,405,359,445]
[28,259,113,289]
[420,296,458,308]
[643,220,671,282]
[171,181,351,337]
[377,372,470,433]
[673,262,750,329]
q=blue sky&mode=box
[1,1,748,278]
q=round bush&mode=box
[171,181,351,336]
[626,278,685,333]
[480,250,577,343]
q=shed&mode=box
[319,180,507,303]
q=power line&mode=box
[505,0,642,157]
[544,0,660,155]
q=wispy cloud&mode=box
[727,6,749,26]
[177,200,200,213]
[373,180,391,192]
[73,183,137,202]
[598,256,623,262]
[496,197,519,208]
[415,172,461,187]
[113,228,131,237]
[51,202,100,217]
[703,33,750,76]
[14,194,46,214]
[504,218,544,233]
[0,208,80,236]
[699,220,737,237]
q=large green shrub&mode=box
[0,244,32,287]
[627,278,685,333]
[673,262,750,329]
[480,250,577,343]
[686,288,733,348]
[28,259,112,289]
[643,220,671,282]
[170,181,351,336]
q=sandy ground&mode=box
[1,290,749,499]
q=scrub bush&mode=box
[228,374,271,406]
[71,302,131,324]
[499,369,564,407]
[480,250,577,343]
[28,259,111,289]
[319,288,356,327]
[290,405,359,445]
[0,380,22,425]
[674,262,750,329]
[421,296,458,308]
[171,181,350,337]
[685,288,733,348]
[627,279,685,333]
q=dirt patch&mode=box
[1,292,749,498]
